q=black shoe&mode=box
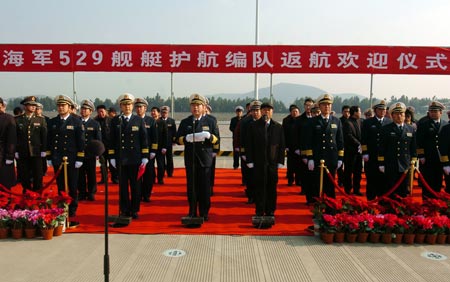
[158,180,164,184]
[97,181,105,184]
[353,192,363,196]
[112,179,119,184]
[87,194,95,201]
[68,221,80,228]
[132,213,139,219]
[287,182,293,186]
[299,191,306,195]
[246,198,254,204]
[142,197,150,202]
[203,216,209,222]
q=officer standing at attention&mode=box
[47,95,84,226]
[361,100,392,200]
[109,93,149,219]
[229,105,244,169]
[0,97,17,189]
[160,106,177,177]
[176,93,220,222]
[134,98,157,202]
[416,101,447,199]
[77,99,102,201]
[304,94,344,199]
[245,102,285,218]
[150,106,168,185]
[15,96,47,192]
[378,102,417,198]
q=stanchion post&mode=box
[319,160,325,198]
[62,156,70,228]
[410,160,415,197]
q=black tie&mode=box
[123,116,129,126]
[399,125,403,131]
[324,118,328,124]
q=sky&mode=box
[1,0,450,104]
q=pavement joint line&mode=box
[341,245,378,282]
[383,246,428,282]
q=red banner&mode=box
[1,44,449,74]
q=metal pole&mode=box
[269,73,273,105]
[170,72,175,117]
[254,0,259,100]
[319,160,325,198]
[409,160,415,197]
[72,72,77,104]
[369,74,373,108]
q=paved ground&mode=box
[1,233,450,282]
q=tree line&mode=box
[5,93,448,115]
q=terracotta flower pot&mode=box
[357,232,369,243]
[24,228,37,239]
[11,228,23,239]
[53,225,63,237]
[403,233,415,244]
[414,233,426,244]
[41,228,54,240]
[334,232,345,243]
[346,233,358,243]
[369,233,380,243]
[392,233,403,244]
[320,232,334,244]
[0,227,9,239]
[425,234,437,245]
[381,233,392,244]
[436,234,447,244]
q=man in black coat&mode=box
[296,98,314,199]
[303,94,344,199]
[416,101,447,199]
[378,102,417,198]
[282,104,300,187]
[47,95,85,223]
[342,106,363,196]
[160,106,177,177]
[361,100,392,200]
[109,93,149,219]
[150,106,168,185]
[77,100,102,201]
[176,93,220,221]
[246,102,285,218]
[0,97,17,189]
[15,96,47,192]
[440,122,450,193]
[229,105,244,169]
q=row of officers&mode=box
[0,94,177,226]
[233,93,450,213]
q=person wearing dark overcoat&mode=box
[303,93,344,199]
[416,101,447,199]
[361,100,392,200]
[15,96,47,192]
[246,102,285,218]
[440,122,450,193]
[77,100,102,201]
[378,102,417,198]
[150,106,168,185]
[229,105,244,169]
[296,98,314,200]
[0,97,17,189]
[94,105,117,184]
[160,106,177,177]
[175,93,220,222]
[135,98,158,202]
[109,93,149,219]
[282,104,300,187]
[47,95,85,225]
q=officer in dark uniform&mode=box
[378,102,417,198]
[15,96,47,192]
[150,106,168,185]
[246,102,285,218]
[176,93,220,221]
[0,97,17,189]
[304,94,344,199]
[296,98,314,200]
[282,104,300,187]
[94,105,117,184]
[229,105,244,169]
[135,98,158,202]
[160,106,177,177]
[361,100,392,200]
[47,95,85,224]
[205,103,220,195]
[439,119,450,192]
[416,101,447,199]
[109,93,149,219]
[77,100,102,201]
[35,102,50,176]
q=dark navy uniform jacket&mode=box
[143,115,158,155]
[81,118,102,159]
[361,116,392,160]
[47,114,85,166]
[416,118,447,164]
[176,115,220,168]
[109,115,149,165]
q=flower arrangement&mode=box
[24,209,40,229]
[357,213,374,233]
[0,208,10,228]
[37,208,62,229]
[10,209,28,229]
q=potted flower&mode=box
[412,215,430,243]
[9,209,27,239]
[320,214,337,243]
[392,217,408,243]
[24,209,40,239]
[54,208,67,236]
[37,208,59,240]
[369,214,385,243]
[380,214,398,244]
[357,213,374,243]
[0,208,11,239]
[342,214,359,243]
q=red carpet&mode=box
[49,168,312,236]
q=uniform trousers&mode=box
[312,166,337,199]
[420,161,443,199]
[18,156,43,192]
[185,163,211,218]
[141,160,155,201]
[55,163,79,217]
[119,164,141,214]
[164,146,174,177]
[0,163,16,188]
[254,164,278,216]
[286,151,301,185]
[77,158,97,199]
[365,160,387,200]
[385,171,409,198]
[155,152,165,183]
[343,151,362,194]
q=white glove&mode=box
[443,166,450,175]
[295,149,301,156]
[247,163,254,168]
[185,134,194,143]
[241,155,247,161]
[234,147,240,152]
[201,131,211,140]
[141,158,149,166]
[419,158,425,165]
[277,163,283,168]
[150,153,156,159]
[379,166,385,173]
[302,158,308,164]
[308,160,314,171]
[193,131,209,142]
[161,148,167,154]
[40,151,47,158]
[75,161,83,168]
[212,152,217,158]
[357,145,362,154]
[363,154,369,162]
[14,152,19,159]
[337,160,343,169]
[110,159,116,168]
[5,159,13,165]
[47,160,52,167]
